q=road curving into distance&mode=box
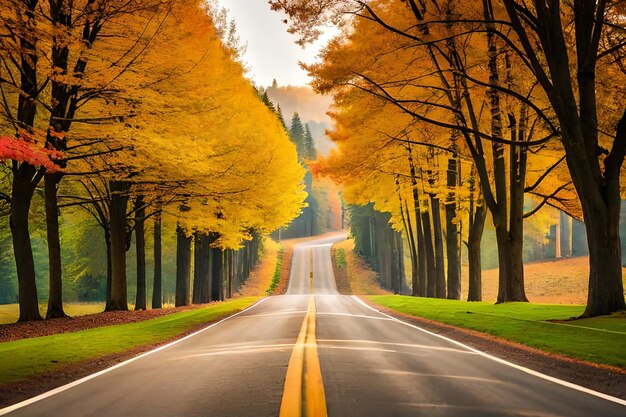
[1,233,624,416]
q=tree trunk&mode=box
[225,249,232,298]
[445,157,461,300]
[152,212,162,309]
[44,173,67,319]
[578,111,626,315]
[10,1,43,322]
[494,222,527,303]
[430,195,446,298]
[583,204,625,316]
[421,207,436,298]
[104,227,112,311]
[107,181,130,311]
[210,238,223,302]
[403,201,419,296]
[467,204,486,302]
[134,196,146,310]
[201,234,212,303]
[11,168,42,322]
[192,233,202,304]
[392,230,404,294]
[176,225,192,307]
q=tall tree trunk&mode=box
[201,234,212,303]
[421,207,436,298]
[152,212,162,309]
[11,3,43,322]
[192,233,202,304]
[467,204,486,302]
[225,249,232,298]
[45,173,66,318]
[11,168,42,322]
[404,201,419,296]
[105,227,112,311]
[578,113,626,316]
[583,202,625,316]
[407,145,427,296]
[445,157,461,300]
[134,196,146,310]
[176,226,192,307]
[210,237,223,302]
[392,230,404,294]
[107,181,130,311]
[430,194,446,298]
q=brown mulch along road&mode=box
[360,297,626,401]
[0,304,206,343]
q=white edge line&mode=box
[0,297,270,416]
[350,295,626,407]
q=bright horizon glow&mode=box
[216,0,337,87]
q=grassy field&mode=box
[0,297,260,385]
[0,303,108,325]
[461,256,626,304]
[367,295,626,369]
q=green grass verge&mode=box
[266,246,284,294]
[367,295,626,369]
[335,248,346,269]
[0,297,260,385]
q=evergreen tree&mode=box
[260,91,276,113]
[290,113,306,160]
[303,124,317,160]
[276,104,287,130]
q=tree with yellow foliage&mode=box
[274,0,624,315]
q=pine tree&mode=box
[303,124,317,160]
[260,91,276,113]
[290,113,306,160]
[276,104,287,130]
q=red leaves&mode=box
[0,135,64,173]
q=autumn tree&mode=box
[273,0,608,310]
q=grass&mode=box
[266,246,284,294]
[0,303,108,325]
[335,248,346,269]
[0,297,260,385]
[367,295,626,369]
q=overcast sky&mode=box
[216,0,337,87]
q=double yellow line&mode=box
[279,249,327,417]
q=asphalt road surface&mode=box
[2,234,625,416]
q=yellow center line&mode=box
[279,248,327,417]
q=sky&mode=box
[216,0,337,87]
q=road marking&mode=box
[279,296,327,417]
[280,247,327,417]
[351,296,626,407]
[315,312,394,321]
[317,339,479,354]
[0,297,270,416]
[236,310,308,319]
[376,369,503,383]
[397,403,564,416]
[175,343,296,359]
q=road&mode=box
[2,234,625,416]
